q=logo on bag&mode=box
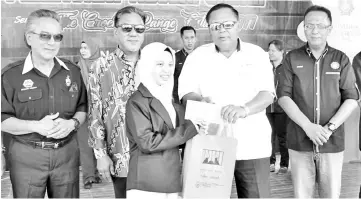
[202,149,224,166]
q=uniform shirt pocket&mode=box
[17,88,43,117]
[60,86,79,113]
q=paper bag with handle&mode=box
[182,100,238,199]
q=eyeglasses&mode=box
[116,24,146,34]
[304,24,331,30]
[208,21,237,31]
[30,32,63,42]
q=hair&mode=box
[304,5,332,25]
[180,26,196,37]
[24,9,60,49]
[164,47,172,55]
[268,39,286,60]
[205,3,239,24]
[268,39,285,52]
[114,6,146,28]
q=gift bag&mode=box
[181,122,238,199]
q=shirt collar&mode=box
[215,38,241,53]
[305,43,329,59]
[22,52,69,75]
[181,49,189,56]
[115,45,141,63]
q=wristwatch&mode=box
[326,122,337,133]
[71,118,80,132]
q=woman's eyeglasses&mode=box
[31,32,63,42]
[117,24,146,34]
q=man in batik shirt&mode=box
[88,6,146,199]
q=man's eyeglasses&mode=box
[304,24,331,30]
[208,21,237,31]
[31,32,63,42]
[116,24,146,34]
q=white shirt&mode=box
[178,39,275,160]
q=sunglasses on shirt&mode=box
[31,32,64,42]
[208,21,237,31]
[117,24,146,34]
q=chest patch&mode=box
[21,79,37,91]
[330,62,340,70]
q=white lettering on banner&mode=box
[180,9,259,31]
[239,14,258,30]
[145,11,177,33]
[11,9,257,32]
[128,0,199,6]
[81,10,114,31]
[4,0,123,4]
[180,9,208,29]
[4,0,266,7]
[59,10,79,30]
[14,16,27,23]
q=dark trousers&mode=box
[266,112,289,167]
[112,176,127,198]
[9,136,80,198]
[77,122,97,182]
[234,158,270,198]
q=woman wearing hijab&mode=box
[77,37,102,189]
[125,42,204,199]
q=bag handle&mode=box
[216,121,234,138]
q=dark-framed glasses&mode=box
[31,32,63,42]
[304,24,331,30]
[117,24,146,34]
[209,21,237,31]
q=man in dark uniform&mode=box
[1,9,87,198]
[278,5,359,198]
[351,51,361,198]
[173,26,197,104]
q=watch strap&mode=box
[71,118,80,132]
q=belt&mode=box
[13,135,73,150]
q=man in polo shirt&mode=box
[277,5,359,198]
[351,51,361,199]
[178,3,275,198]
[1,9,87,198]
[173,26,197,104]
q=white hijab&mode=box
[137,42,176,127]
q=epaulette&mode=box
[1,59,25,75]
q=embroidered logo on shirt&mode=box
[296,65,303,68]
[21,79,37,91]
[65,75,71,87]
[69,82,78,92]
[330,62,340,70]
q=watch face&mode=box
[328,124,336,131]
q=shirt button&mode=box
[316,108,319,111]
[29,97,31,100]
[50,96,54,99]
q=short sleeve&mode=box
[1,75,16,122]
[178,50,202,100]
[277,52,294,98]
